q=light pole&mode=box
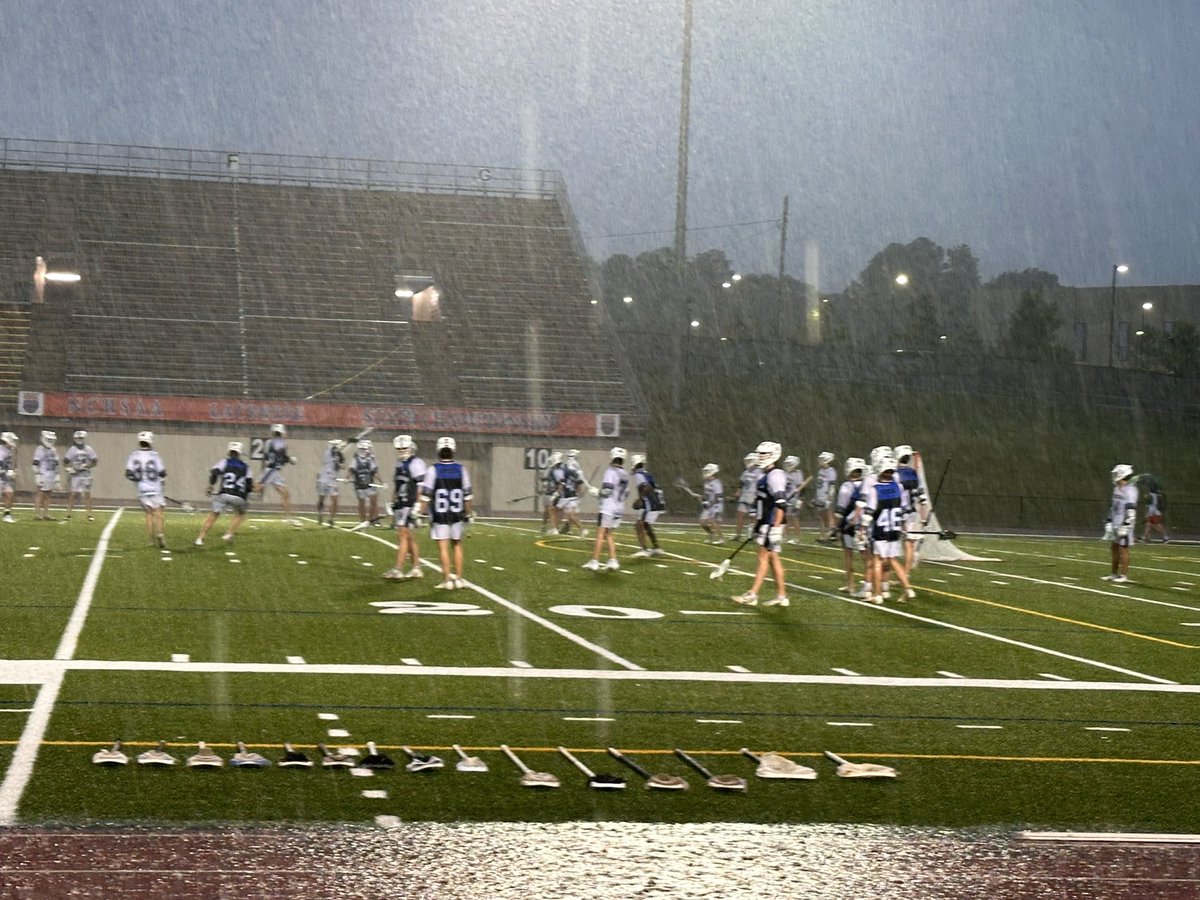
[1108,264,1129,367]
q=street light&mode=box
[1108,264,1129,367]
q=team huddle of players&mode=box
[0,429,100,525]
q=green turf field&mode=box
[2,508,1199,830]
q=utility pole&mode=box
[777,195,789,299]
[671,0,693,409]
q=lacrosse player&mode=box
[125,431,168,548]
[257,424,296,524]
[813,451,838,542]
[1137,473,1169,543]
[384,435,427,580]
[557,455,587,538]
[64,430,98,521]
[349,439,381,526]
[1104,464,1138,583]
[781,455,811,545]
[416,436,472,589]
[0,432,17,523]
[582,447,629,571]
[315,439,345,526]
[194,442,253,545]
[861,446,893,598]
[835,457,869,594]
[630,454,666,558]
[32,431,60,520]
[731,441,789,607]
[733,453,759,540]
[540,451,563,535]
[858,455,916,604]
[894,445,928,576]
[699,463,726,544]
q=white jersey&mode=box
[33,445,60,479]
[785,470,806,502]
[65,444,98,476]
[1110,483,1138,528]
[125,448,167,494]
[319,444,345,482]
[815,465,837,504]
[0,445,14,485]
[598,464,629,519]
[739,467,760,505]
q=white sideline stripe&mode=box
[325,519,644,671]
[726,665,750,673]
[0,508,123,826]
[938,671,966,679]
[318,713,339,720]
[827,722,873,727]
[1017,831,1200,844]
[680,610,751,616]
[563,717,615,722]
[697,719,742,724]
[1182,623,1200,627]
[1039,673,1072,681]
[957,725,1002,730]
[832,668,860,676]
[0,709,32,714]
[1085,726,1131,733]
[427,714,475,720]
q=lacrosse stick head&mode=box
[709,559,731,580]
[644,773,689,791]
[230,741,271,768]
[92,740,129,766]
[278,743,314,768]
[186,742,224,768]
[455,755,488,773]
[588,773,628,790]
[520,770,561,788]
[707,774,748,792]
[403,747,444,772]
[835,762,898,779]
[754,751,818,780]
[136,740,178,766]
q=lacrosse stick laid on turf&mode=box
[278,742,314,768]
[319,743,356,768]
[453,744,488,773]
[823,749,898,779]
[558,746,627,790]
[92,739,129,766]
[674,748,747,792]
[606,747,688,791]
[709,533,759,580]
[137,740,178,767]
[501,744,560,788]
[164,495,195,512]
[402,746,443,772]
[186,741,224,768]
[361,741,396,770]
[230,741,272,768]
[740,748,817,780]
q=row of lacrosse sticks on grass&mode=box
[92,741,896,789]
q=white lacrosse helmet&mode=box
[743,452,757,467]
[870,445,893,465]
[875,455,898,476]
[73,430,87,444]
[547,450,563,466]
[0,431,17,447]
[436,436,456,453]
[40,430,56,447]
[817,451,834,466]
[893,444,914,463]
[1111,463,1134,484]
[756,441,782,468]
[610,446,626,461]
[227,441,244,454]
[271,424,286,436]
[356,439,372,452]
[844,456,867,478]
[328,438,343,446]
[137,430,154,445]
[631,453,646,468]
[702,463,719,478]
[782,455,799,472]
[393,434,416,458]
[566,448,580,459]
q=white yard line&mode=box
[0,508,123,826]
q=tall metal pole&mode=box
[674,0,693,274]
[777,195,789,296]
[1108,264,1117,368]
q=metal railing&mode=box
[0,136,561,199]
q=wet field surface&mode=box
[2,823,1199,899]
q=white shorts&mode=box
[70,474,93,493]
[394,506,418,528]
[211,494,248,515]
[556,497,580,512]
[1111,529,1134,549]
[902,513,923,540]
[639,509,662,525]
[542,494,557,509]
[737,500,755,514]
[872,538,902,559]
[139,491,166,510]
[260,468,286,488]
[430,521,465,541]
[316,479,339,497]
[841,532,858,551]
[700,506,722,523]
[597,513,622,531]
[36,473,57,492]
[356,487,377,501]
[756,528,782,553]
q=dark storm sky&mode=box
[2,0,1197,291]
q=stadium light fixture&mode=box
[721,281,732,289]
[623,295,633,304]
[894,273,909,286]
[731,273,742,282]
[1142,302,1153,311]
[44,271,81,283]
[690,319,700,328]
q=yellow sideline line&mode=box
[783,557,1198,650]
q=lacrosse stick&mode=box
[186,741,224,768]
[136,740,178,766]
[558,746,627,790]
[359,741,396,770]
[278,742,314,768]
[606,747,688,790]
[164,495,196,512]
[673,475,702,500]
[507,494,538,504]
[319,743,356,768]
[92,739,129,766]
[501,744,560,788]
[823,749,898,779]
[911,528,958,540]
[709,533,759,580]
[230,741,272,768]
[674,749,747,792]
[740,748,818,780]
[453,744,488,773]
[336,478,388,489]
[402,746,444,772]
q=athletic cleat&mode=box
[434,579,456,590]
[193,538,204,546]
[712,538,727,545]
[2,513,13,524]
[405,567,424,579]
[579,529,589,539]
[785,538,798,545]
[762,596,789,607]
[582,559,601,571]
[904,588,916,601]
[452,576,466,589]
[882,592,891,601]
[649,547,664,556]
[156,534,167,549]
[837,586,853,593]
[1112,574,1130,584]
[1100,574,1116,581]
[382,568,404,580]
[605,558,620,571]
[87,515,95,522]
[222,533,234,543]
[871,595,884,605]
[631,549,651,559]
[731,592,758,606]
